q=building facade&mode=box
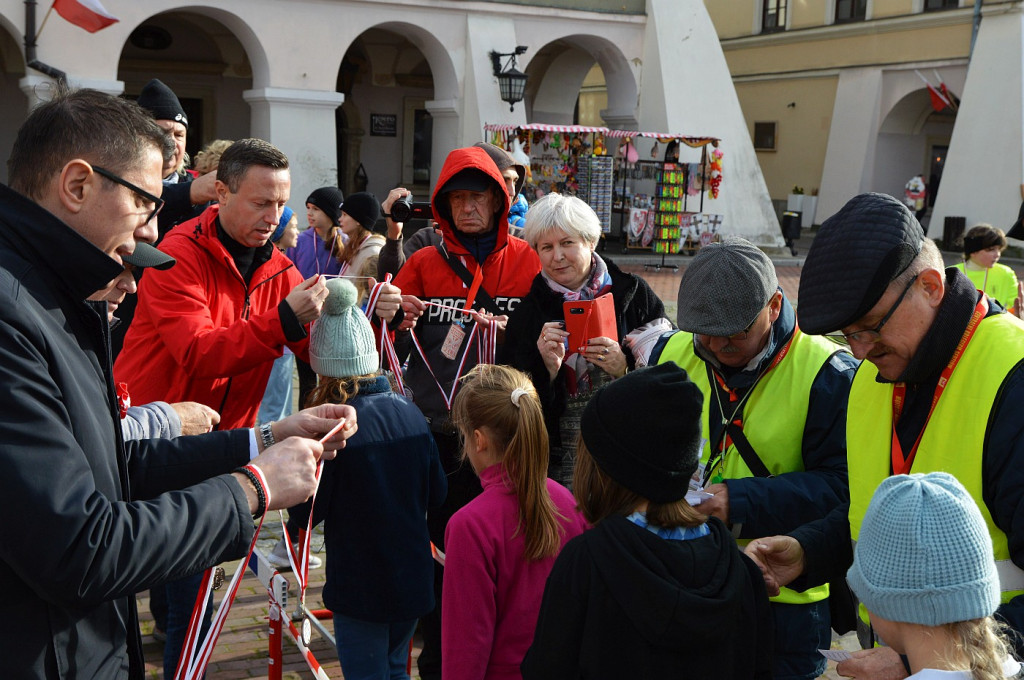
[705,0,1024,239]
[0,0,784,246]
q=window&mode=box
[753,122,777,151]
[924,0,958,10]
[835,0,867,22]
[761,0,787,33]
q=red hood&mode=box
[430,146,512,256]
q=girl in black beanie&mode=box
[522,363,774,680]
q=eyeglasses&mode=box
[727,318,757,341]
[827,273,919,345]
[92,165,164,225]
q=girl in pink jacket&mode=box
[442,364,588,680]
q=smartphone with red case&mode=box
[563,293,617,354]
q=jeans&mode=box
[258,353,295,425]
[164,571,213,679]
[333,613,417,680]
[771,598,831,680]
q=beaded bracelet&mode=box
[235,465,267,519]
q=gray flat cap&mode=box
[676,236,778,336]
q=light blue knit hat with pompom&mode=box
[847,472,999,626]
[309,278,378,378]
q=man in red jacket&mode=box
[393,146,540,679]
[113,138,400,676]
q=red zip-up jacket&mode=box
[394,146,540,429]
[114,205,307,430]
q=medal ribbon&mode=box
[175,422,346,679]
[409,321,480,410]
[365,274,406,396]
[890,296,987,475]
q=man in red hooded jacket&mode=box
[393,146,540,679]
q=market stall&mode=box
[483,124,724,260]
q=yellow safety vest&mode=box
[954,262,1019,312]
[848,312,1024,629]
[658,329,846,605]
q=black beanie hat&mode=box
[137,79,188,128]
[306,186,345,226]
[580,363,704,504]
[341,192,382,231]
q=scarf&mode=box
[544,253,613,395]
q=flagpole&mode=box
[34,3,55,41]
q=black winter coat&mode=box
[521,516,773,679]
[0,184,254,678]
[499,258,665,468]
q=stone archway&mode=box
[334,22,458,198]
[524,34,637,129]
[117,9,262,160]
[872,87,955,213]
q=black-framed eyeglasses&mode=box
[92,165,164,225]
[827,273,919,345]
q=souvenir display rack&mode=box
[578,155,615,234]
[483,124,723,262]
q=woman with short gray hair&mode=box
[500,193,671,486]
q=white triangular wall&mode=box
[640,0,784,248]
[929,7,1024,241]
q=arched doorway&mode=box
[117,11,256,163]
[873,87,956,225]
[335,26,438,200]
[524,35,637,129]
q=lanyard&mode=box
[462,258,484,314]
[890,296,987,475]
[703,333,795,486]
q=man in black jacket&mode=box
[0,87,355,679]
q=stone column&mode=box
[425,99,459,189]
[243,87,346,207]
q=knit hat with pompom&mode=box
[309,278,378,378]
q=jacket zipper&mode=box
[215,260,296,424]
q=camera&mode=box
[389,196,433,222]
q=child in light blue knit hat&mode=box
[847,472,1020,680]
[291,276,447,679]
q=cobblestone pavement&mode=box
[137,243,1024,678]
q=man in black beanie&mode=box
[111,79,218,359]
[648,236,856,680]
[748,192,1024,679]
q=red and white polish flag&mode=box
[53,0,119,33]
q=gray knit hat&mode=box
[309,278,378,378]
[676,236,778,336]
[847,472,999,626]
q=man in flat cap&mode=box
[648,236,857,680]
[748,193,1024,679]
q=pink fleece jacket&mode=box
[442,464,588,680]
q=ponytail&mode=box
[453,364,564,560]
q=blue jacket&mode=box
[285,227,343,278]
[650,294,857,538]
[294,376,447,623]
